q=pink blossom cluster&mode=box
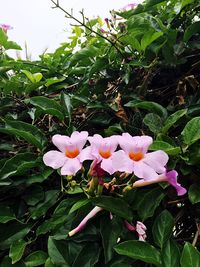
[0,24,13,33]
[43,131,186,196]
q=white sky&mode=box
[1,0,142,59]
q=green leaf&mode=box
[30,190,59,219]
[69,199,90,214]
[114,240,161,266]
[180,242,200,267]
[23,185,44,206]
[125,100,167,118]
[21,70,43,83]
[162,109,187,133]
[134,188,165,220]
[162,239,181,267]
[141,31,163,51]
[61,92,72,124]
[184,21,200,43]
[149,141,181,156]
[0,256,25,267]
[30,96,64,121]
[0,120,47,151]
[188,184,200,204]
[9,240,27,264]
[45,258,55,267]
[0,153,38,180]
[24,251,48,267]
[0,29,22,50]
[45,77,65,87]
[100,216,123,263]
[0,205,16,223]
[143,113,163,133]
[72,242,100,267]
[181,117,200,146]
[92,196,133,221]
[152,210,174,248]
[0,222,30,249]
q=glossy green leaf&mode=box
[0,205,16,223]
[0,29,22,50]
[0,222,30,249]
[61,92,72,124]
[181,117,200,145]
[24,251,48,267]
[30,190,59,219]
[125,100,167,118]
[162,109,187,133]
[114,240,161,266]
[0,256,25,267]
[141,31,163,51]
[21,70,43,83]
[100,216,123,263]
[44,258,55,267]
[184,21,200,43]
[152,210,174,248]
[0,120,47,150]
[0,153,38,180]
[143,113,163,133]
[92,196,133,220]
[72,242,100,267]
[180,242,200,267]
[23,185,44,206]
[134,188,165,220]
[9,240,27,264]
[188,184,200,204]
[149,141,181,156]
[69,199,90,214]
[30,96,64,121]
[161,239,181,267]
[45,77,65,87]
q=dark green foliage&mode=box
[0,0,200,265]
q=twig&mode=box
[50,0,125,58]
[192,223,200,246]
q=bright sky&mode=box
[1,0,142,59]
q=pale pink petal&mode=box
[101,158,115,175]
[119,135,153,154]
[166,170,187,196]
[71,131,88,150]
[133,161,159,180]
[61,158,82,175]
[52,134,70,152]
[43,150,67,169]
[79,146,94,162]
[143,150,168,174]
[88,134,103,146]
[112,150,134,173]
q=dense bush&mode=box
[0,0,200,266]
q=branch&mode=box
[50,0,125,58]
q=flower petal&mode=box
[101,158,115,175]
[133,161,159,180]
[112,150,134,173]
[166,170,187,196]
[71,131,88,150]
[61,158,82,176]
[143,150,168,174]
[79,146,94,162]
[43,150,67,169]
[52,134,70,153]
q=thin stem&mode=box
[192,223,200,246]
[50,0,125,58]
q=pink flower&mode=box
[68,206,103,236]
[121,3,138,11]
[136,221,147,241]
[132,170,187,196]
[0,24,13,33]
[124,220,147,241]
[86,134,119,175]
[112,133,169,180]
[43,131,91,176]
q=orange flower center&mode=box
[99,149,111,159]
[65,148,79,158]
[129,151,144,161]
